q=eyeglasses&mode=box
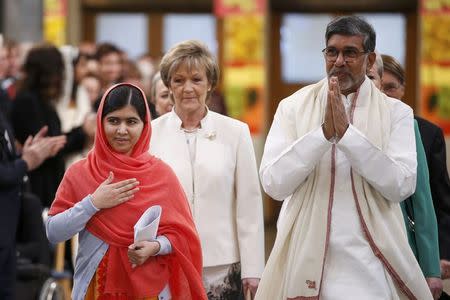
[322,47,368,63]
[382,83,403,93]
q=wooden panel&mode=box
[216,18,223,93]
[148,14,163,58]
[82,0,212,12]
[271,0,417,13]
[268,14,304,126]
[265,13,300,223]
[404,11,418,110]
[66,0,82,45]
[82,10,163,58]
[82,11,96,42]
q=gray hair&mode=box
[374,50,383,78]
[150,71,162,103]
[325,15,376,52]
[381,54,405,85]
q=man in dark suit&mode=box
[0,88,65,299]
[382,54,450,299]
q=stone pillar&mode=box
[66,0,81,46]
[0,0,3,33]
[3,0,43,42]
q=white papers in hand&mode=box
[134,205,162,243]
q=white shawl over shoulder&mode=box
[256,79,431,300]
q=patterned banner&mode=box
[222,15,265,135]
[420,0,450,134]
[43,0,67,46]
[214,0,266,17]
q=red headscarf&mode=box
[49,83,206,299]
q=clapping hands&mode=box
[21,126,66,171]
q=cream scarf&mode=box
[255,79,432,300]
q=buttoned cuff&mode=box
[85,194,100,214]
[154,235,172,256]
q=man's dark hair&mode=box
[95,42,122,61]
[325,15,376,52]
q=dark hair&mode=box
[72,52,94,68]
[325,15,376,52]
[381,54,405,85]
[102,85,147,122]
[95,42,122,61]
[18,44,64,101]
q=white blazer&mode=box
[150,110,265,278]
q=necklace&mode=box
[183,127,199,133]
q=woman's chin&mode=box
[112,146,131,155]
[179,104,204,115]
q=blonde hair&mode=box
[159,40,219,96]
[381,54,405,85]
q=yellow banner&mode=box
[43,0,66,46]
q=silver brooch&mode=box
[204,131,216,140]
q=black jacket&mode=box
[11,90,86,207]
[416,116,450,260]
[0,89,27,247]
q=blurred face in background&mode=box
[154,78,172,116]
[80,76,101,105]
[79,41,96,56]
[7,45,21,78]
[86,58,99,76]
[75,55,89,82]
[382,71,404,100]
[367,62,382,89]
[0,47,9,79]
[98,52,122,87]
[136,56,156,97]
[122,61,144,90]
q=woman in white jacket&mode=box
[150,40,265,299]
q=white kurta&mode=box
[260,79,417,299]
[321,93,393,299]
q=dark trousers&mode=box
[0,246,16,300]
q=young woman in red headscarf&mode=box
[46,83,206,300]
